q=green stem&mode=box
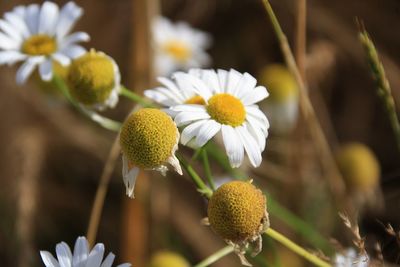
[177,154,213,199]
[52,75,122,132]
[193,246,234,267]
[119,86,156,108]
[265,228,331,267]
[202,149,216,191]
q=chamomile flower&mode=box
[333,248,368,267]
[259,64,299,133]
[153,17,211,76]
[40,236,131,267]
[0,1,90,84]
[170,69,269,168]
[119,108,182,198]
[67,49,121,110]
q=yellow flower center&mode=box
[163,40,191,62]
[149,251,190,267]
[119,108,178,169]
[208,181,267,242]
[184,95,205,105]
[22,34,57,56]
[67,50,115,105]
[206,93,246,127]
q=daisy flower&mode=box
[153,17,211,76]
[333,248,369,267]
[170,69,269,168]
[67,49,121,110]
[40,236,131,267]
[119,108,182,198]
[0,1,89,84]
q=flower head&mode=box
[148,251,189,267]
[119,108,182,198]
[170,69,270,168]
[207,180,269,265]
[40,236,131,267]
[335,143,380,192]
[333,248,369,267]
[67,49,121,110]
[0,1,90,84]
[153,17,211,76]
[259,64,299,133]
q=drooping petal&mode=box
[236,126,262,168]
[221,125,244,168]
[122,155,139,198]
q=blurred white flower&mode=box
[153,17,211,76]
[0,1,89,84]
[170,69,269,168]
[333,248,369,267]
[40,236,131,267]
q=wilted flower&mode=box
[153,17,211,76]
[67,49,121,110]
[0,1,89,84]
[119,108,182,198]
[40,236,131,267]
[170,69,270,168]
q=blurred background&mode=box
[0,0,400,266]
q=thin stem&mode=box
[119,86,156,108]
[86,137,121,247]
[295,0,307,80]
[265,228,331,267]
[261,0,346,200]
[177,154,213,199]
[52,75,122,132]
[201,149,216,191]
[193,246,235,267]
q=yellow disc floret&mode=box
[259,64,298,103]
[163,40,191,62]
[67,50,115,105]
[22,34,57,56]
[120,108,178,169]
[185,95,205,105]
[208,181,267,242]
[206,93,246,127]
[335,143,380,191]
[148,251,190,267]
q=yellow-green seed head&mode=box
[208,181,267,242]
[67,50,116,105]
[120,108,178,169]
[148,251,190,267]
[259,64,298,103]
[335,143,380,191]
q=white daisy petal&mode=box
[174,110,210,126]
[201,69,221,93]
[0,19,22,42]
[246,105,269,125]
[100,253,115,267]
[52,52,71,66]
[157,76,187,102]
[38,1,59,35]
[180,120,207,145]
[0,32,18,50]
[172,104,206,113]
[24,4,40,35]
[116,264,132,267]
[233,72,257,98]
[217,69,229,91]
[225,69,242,94]
[61,45,86,59]
[122,155,139,198]
[60,31,90,48]
[236,126,262,167]
[0,50,26,65]
[195,119,221,147]
[174,72,212,101]
[246,115,268,135]
[72,237,89,267]
[4,12,29,38]
[39,59,53,81]
[144,89,177,107]
[246,121,266,151]
[241,85,269,105]
[55,242,72,267]
[40,251,61,267]
[56,1,83,39]
[221,125,244,168]
[16,56,45,84]
[86,243,105,267]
